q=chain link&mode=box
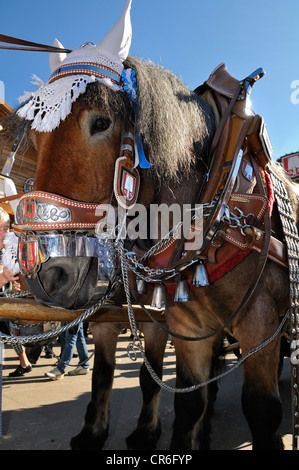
[115,201,217,283]
[118,236,289,394]
[268,166,299,450]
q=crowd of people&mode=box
[1,323,92,380]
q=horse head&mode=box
[12,0,214,310]
[25,93,129,309]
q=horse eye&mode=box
[90,117,112,135]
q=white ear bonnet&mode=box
[17,0,133,133]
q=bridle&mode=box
[8,64,278,305]
[0,39,284,317]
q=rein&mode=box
[0,34,72,53]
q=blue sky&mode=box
[0,0,298,160]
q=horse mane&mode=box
[125,55,215,180]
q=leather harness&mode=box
[132,63,287,288]
[7,63,287,293]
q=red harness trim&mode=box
[208,248,252,282]
[264,169,275,216]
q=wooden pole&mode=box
[0,297,165,323]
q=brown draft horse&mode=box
[5,54,299,450]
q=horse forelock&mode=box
[125,56,215,181]
[0,80,132,157]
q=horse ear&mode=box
[49,38,67,73]
[96,0,132,62]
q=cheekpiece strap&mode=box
[113,129,140,209]
[48,62,121,85]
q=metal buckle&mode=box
[211,230,227,249]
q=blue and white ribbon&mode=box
[121,68,152,169]
[121,68,137,102]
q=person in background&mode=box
[45,322,89,380]
[0,207,19,286]
[0,207,36,377]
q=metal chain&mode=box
[46,344,94,368]
[119,237,290,393]
[116,201,216,283]
[0,291,32,298]
[139,201,216,264]
[268,166,299,450]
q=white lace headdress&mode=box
[17,0,133,133]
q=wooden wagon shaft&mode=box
[0,297,165,323]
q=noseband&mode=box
[14,191,113,275]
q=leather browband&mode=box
[14,191,103,233]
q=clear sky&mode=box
[0,0,298,160]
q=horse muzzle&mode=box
[14,191,118,309]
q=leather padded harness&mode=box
[132,63,287,286]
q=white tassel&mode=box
[4,177,19,214]
[3,232,19,275]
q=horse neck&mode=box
[155,168,202,207]
[134,167,202,250]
